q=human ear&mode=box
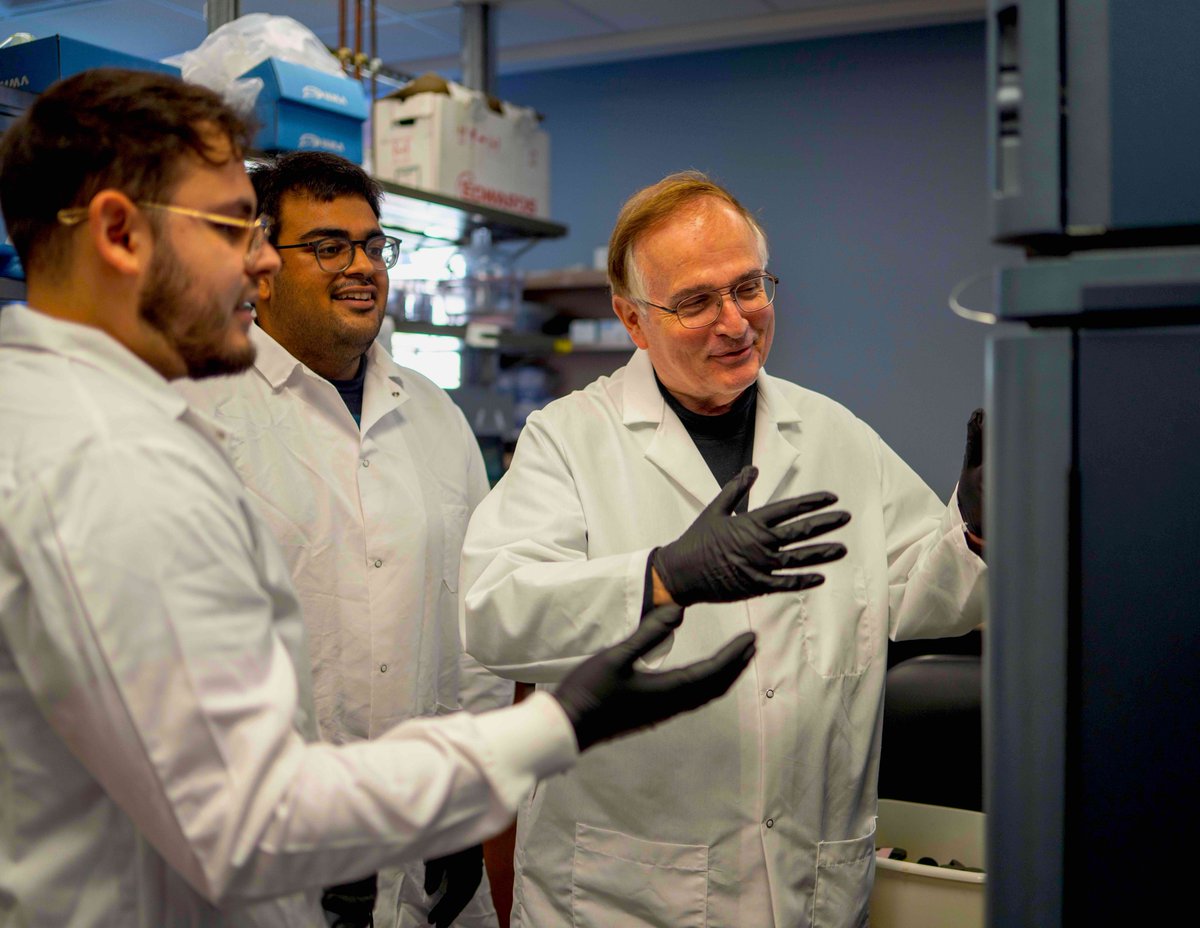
[87,190,149,277]
[613,295,650,351]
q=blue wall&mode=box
[500,22,1018,494]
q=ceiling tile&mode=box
[496,0,614,47]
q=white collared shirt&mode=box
[0,304,575,928]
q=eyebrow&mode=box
[665,268,767,305]
[206,197,256,219]
[297,225,384,241]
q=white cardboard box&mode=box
[373,82,549,218]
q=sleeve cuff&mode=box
[475,691,578,803]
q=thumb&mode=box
[616,604,684,666]
[705,465,758,518]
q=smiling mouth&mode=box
[333,290,376,303]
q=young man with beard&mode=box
[0,71,760,928]
[177,151,512,928]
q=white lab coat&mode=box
[462,348,986,928]
[0,304,575,928]
[177,325,512,927]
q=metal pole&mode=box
[206,0,240,33]
[459,1,495,95]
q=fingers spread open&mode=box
[770,510,851,546]
[754,491,840,528]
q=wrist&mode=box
[650,565,676,606]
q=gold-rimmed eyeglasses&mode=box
[57,202,272,267]
[639,273,779,329]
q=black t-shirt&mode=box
[643,376,759,615]
[328,355,368,426]
[656,375,758,510]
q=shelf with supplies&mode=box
[375,178,567,248]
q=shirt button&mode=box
[391,391,400,397]
[380,664,388,673]
[361,459,370,468]
[373,559,383,568]
[765,688,775,699]
[765,818,775,829]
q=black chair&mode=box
[878,650,983,812]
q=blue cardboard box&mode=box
[242,58,368,164]
[0,35,178,93]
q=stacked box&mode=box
[374,80,549,218]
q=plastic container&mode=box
[870,799,986,928]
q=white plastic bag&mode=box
[166,14,343,112]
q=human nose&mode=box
[343,241,377,277]
[248,240,281,279]
[711,288,748,333]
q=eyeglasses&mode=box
[274,235,402,273]
[640,274,779,329]
[57,202,272,267]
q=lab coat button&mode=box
[361,459,370,468]
[765,688,775,698]
[765,818,775,829]
[373,559,383,568]
[380,664,388,673]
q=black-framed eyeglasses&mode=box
[58,202,272,268]
[274,235,402,273]
[639,274,779,329]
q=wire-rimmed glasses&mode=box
[640,274,779,329]
[57,202,272,268]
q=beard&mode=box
[138,238,256,379]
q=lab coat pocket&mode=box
[440,502,470,593]
[813,820,876,928]
[571,823,708,928]
[799,566,876,678]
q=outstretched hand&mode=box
[651,466,850,606]
[552,604,756,752]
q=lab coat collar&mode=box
[249,323,413,433]
[620,347,804,508]
[248,323,307,390]
[0,302,189,422]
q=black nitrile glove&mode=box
[423,844,483,928]
[552,604,756,751]
[651,466,849,606]
[321,873,377,928]
[957,409,984,538]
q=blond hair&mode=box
[607,170,768,303]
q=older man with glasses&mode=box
[460,171,987,927]
[178,151,513,928]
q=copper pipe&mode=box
[354,0,363,80]
[338,0,347,74]
[370,0,377,101]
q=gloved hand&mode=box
[651,466,849,606]
[423,844,484,928]
[957,409,984,539]
[552,604,756,751]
